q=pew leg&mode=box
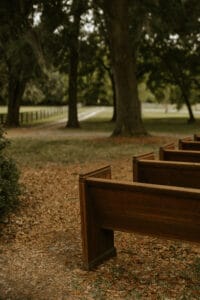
[79,174,116,270]
[81,225,116,270]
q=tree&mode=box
[138,0,200,123]
[91,4,117,120]
[0,0,44,126]
[78,30,113,107]
[101,0,146,136]
[40,0,88,128]
[67,0,88,127]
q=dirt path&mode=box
[0,161,199,299]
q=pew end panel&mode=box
[132,152,155,181]
[194,134,200,141]
[79,166,116,270]
[159,143,176,160]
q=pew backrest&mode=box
[194,134,200,141]
[80,168,200,269]
[179,138,200,151]
[159,144,200,163]
[133,155,200,189]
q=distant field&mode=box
[81,105,200,135]
[1,104,200,134]
[1,103,200,119]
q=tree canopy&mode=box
[0,0,199,133]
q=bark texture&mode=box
[67,0,86,128]
[103,0,146,136]
[6,73,26,127]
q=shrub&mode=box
[0,126,20,221]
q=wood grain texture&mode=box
[133,157,200,189]
[83,177,200,269]
[179,138,200,151]
[159,145,200,162]
[194,134,200,141]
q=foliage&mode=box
[1,0,200,129]
[23,70,68,105]
[78,31,112,106]
[0,0,46,125]
[0,126,20,221]
[136,0,200,122]
[22,81,45,105]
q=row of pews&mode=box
[79,135,200,270]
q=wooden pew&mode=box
[159,143,200,163]
[79,167,200,270]
[133,153,200,189]
[79,166,117,270]
[194,134,200,141]
[179,137,200,151]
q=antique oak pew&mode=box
[194,134,200,141]
[79,166,200,270]
[159,143,200,163]
[132,153,200,189]
[179,137,200,151]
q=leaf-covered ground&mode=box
[0,158,200,300]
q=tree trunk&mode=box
[104,67,116,122]
[110,71,117,122]
[66,42,80,128]
[66,0,85,128]
[181,89,195,123]
[103,0,147,136]
[6,74,26,127]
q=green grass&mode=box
[5,106,200,168]
[81,108,200,135]
[144,117,200,135]
[6,138,161,168]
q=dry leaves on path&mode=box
[0,160,200,299]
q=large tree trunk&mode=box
[103,0,146,136]
[102,64,116,121]
[109,70,117,122]
[66,0,85,128]
[6,74,26,127]
[111,73,117,122]
[66,40,80,128]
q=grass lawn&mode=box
[5,106,200,167]
[81,107,200,136]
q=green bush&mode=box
[0,127,20,221]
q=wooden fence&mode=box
[0,106,66,125]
